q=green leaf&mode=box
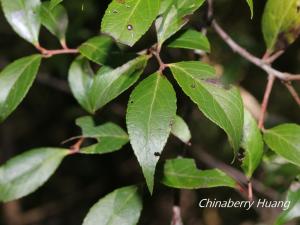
[40,2,68,42]
[79,36,121,65]
[264,124,300,167]
[49,0,63,9]
[156,0,205,45]
[245,0,253,18]
[68,55,148,114]
[262,0,300,52]
[1,0,41,44]
[68,57,94,113]
[162,158,237,189]
[83,186,142,225]
[275,185,300,225]
[0,55,42,123]
[169,61,244,153]
[76,116,129,154]
[241,110,264,178]
[0,148,68,202]
[168,29,210,52]
[158,0,173,14]
[126,73,177,193]
[171,115,191,144]
[101,0,160,46]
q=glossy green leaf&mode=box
[159,0,173,14]
[49,0,63,9]
[0,148,68,202]
[246,0,253,18]
[40,2,68,42]
[101,0,160,46]
[162,158,237,189]
[76,116,129,154]
[83,186,142,225]
[68,55,148,113]
[1,0,41,44]
[0,55,42,123]
[262,0,300,52]
[79,36,120,65]
[170,61,244,153]
[275,184,300,225]
[241,110,264,178]
[126,73,177,193]
[68,57,94,113]
[264,124,300,167]
[168,29,210,52]
[171,115,191,144]
[156,0,205,45]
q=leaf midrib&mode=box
[1,56,39,106]
[146,74,160,148]
[171,64,239,149]
[269,0,295,49]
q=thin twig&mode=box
[170,206,183,225]
[211,21,300,81]
[69,137,84,154]
[283,82,300,106]
[248,182,253,201]
[190,146,280,200]
[258,75,275,129]
[151,49,166,73]
[35,44,79,57]
[264,50,284,64]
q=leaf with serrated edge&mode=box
[162,158,236,189]
[83,186,142,225]
[126,73,177,193]
[262,0,300,52]
[1,0,41,44]
[76,116,128,154]
[79,36,119,65]
[68,55,148,113]
[170,61,244,153]
[168,29,210,52]
[275,185,300,225]
[0,148,68,202]
[241,110,264,178]
[68,57,94,113]
[264,123,300,167]
[156,0,205,45]
[171,115,191,144]
[101,0,160,46]
[40,2,68,42]
[0,55,42,123]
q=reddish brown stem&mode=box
[69,137,84,154]
[35,44,78,57]
[151,50,166,73]
[284,82,300,106]
[170,206,183,225]
[248,181,253,201]
[258,75,276,129]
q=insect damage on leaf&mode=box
[275,25,300,51]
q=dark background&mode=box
[0,0,300,224]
